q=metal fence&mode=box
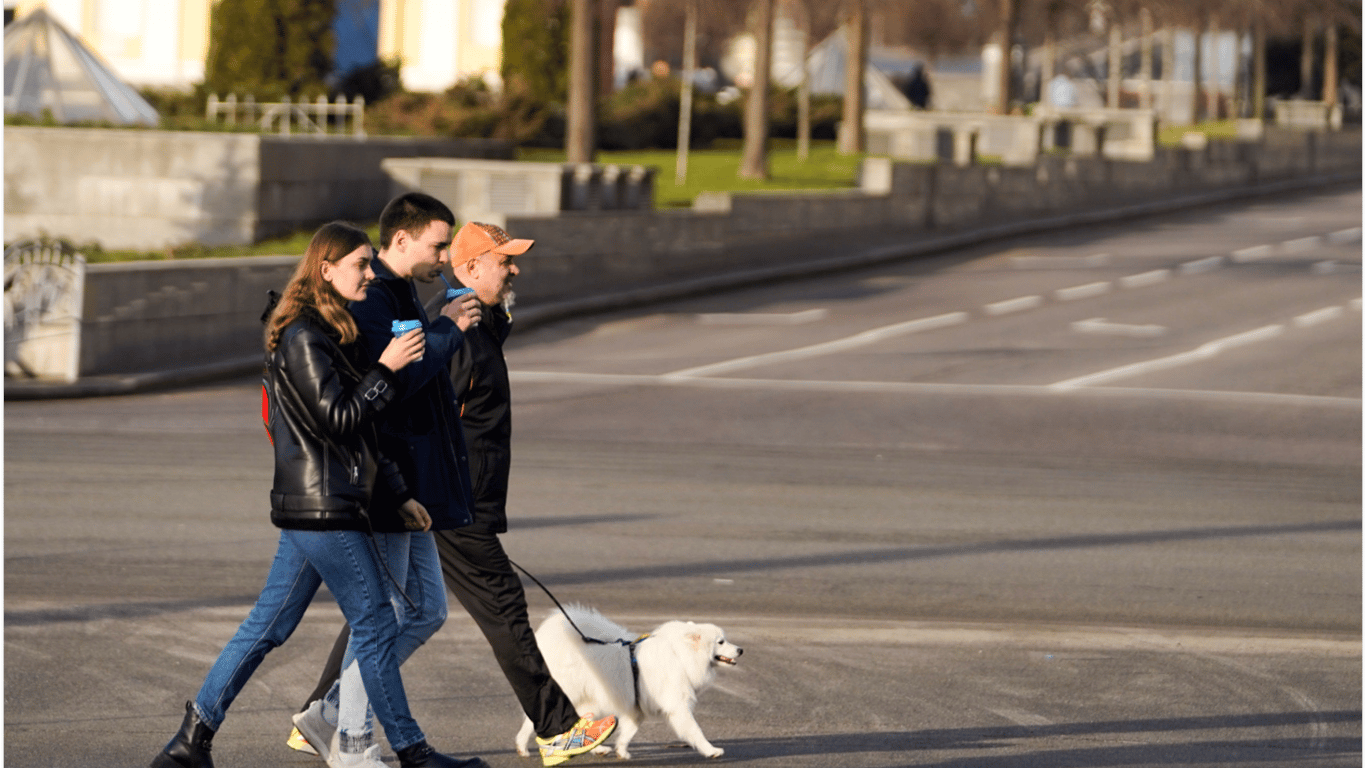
[205,93,366,137]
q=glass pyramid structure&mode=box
[4,8,159,126]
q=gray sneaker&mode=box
[292,699,337,762]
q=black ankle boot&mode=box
[396,739,489,768]
[149,701,215,768]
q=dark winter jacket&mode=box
[349,257,476,531]
[265,311,409,531]
[450,302,515,533]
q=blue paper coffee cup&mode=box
[391,319,423,360]
[391,319,422,337]
[446,286,475,301]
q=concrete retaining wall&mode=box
[3,127,513,250]
[12,126,1359,381]
[80,256,299,376]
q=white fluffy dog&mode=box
[514,605,742,760]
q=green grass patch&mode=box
[1157,119,1243,147]
[518,139,864,208]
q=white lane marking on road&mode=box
[509,371,1361,409]
[1011,253,1110,269]
[1050,325,1286,390]
[984,295,1043,315]
[1282,235,1324,253]
[1293,306,1345,328]
[1233,244,1275,262]
[1352,298,1363,311]
[1312,260,1339,274]
[660,312,970,379]
[1181,256,1224,274]
[1328,227,1362,243]
[1055,282,1112,301]
[1119,269,1170,288]
[1072,318,1167,338]
[697,309,828,325]
[989,707,1053,727]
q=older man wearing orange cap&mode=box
[443,221,615,767]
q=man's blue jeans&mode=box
[192,528,426,751]
[332,531,447,744]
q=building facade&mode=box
[7,0,510,93]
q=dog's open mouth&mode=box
[714,655,738,666]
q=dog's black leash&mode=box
[508,557,607,646]
[509,557,648,706]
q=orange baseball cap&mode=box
[452,221,534,264]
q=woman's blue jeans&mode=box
[192,529,426,751]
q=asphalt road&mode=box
[5,185,1361,767]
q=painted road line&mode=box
[509,371,1361,409]
[1233,244,1275,262]
[1055,282,1112,301]
[1328,227,1362,243]
[1010,253,1110,269]
[1071,318,1167,338]
[984,295,1044,315]
[662,311,970,379]
[1312,261,1339,274]
[1352,299,1363,311]
[1293,306,1345,328]
[1050,325,1286,390]
[1118,269,1170,289]
[1282,235,1324,253]
[1180,256,1224,274]
[698,309,828,325]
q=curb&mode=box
[7,171,1359,401]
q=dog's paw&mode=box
[702,747,724,759]
[615,746,633,760]
[591,746,612,756]
[515,744,530,757]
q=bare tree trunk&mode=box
[740,0,775,179]
[1322,20,1338,105]
[599,0,618,100]
[1300,14,1315,98]
[1163,26,1176,122]
[567,0,596,164]
[1139,8,1153,110]
[675,0,697,184]
[1208,14,1221,119]
[798,22,811,161]
[1041,27,1055,106]
[1108,21,1121,108]
[1192,16,1205,123]
[995,0,1018,113]
[1253,13,1267,119]
[839,0,867,153]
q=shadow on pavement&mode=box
[717,710,1362,765]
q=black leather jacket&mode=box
[265,312,409,531]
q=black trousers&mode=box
[303,529,578,739]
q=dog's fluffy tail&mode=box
[539,603,634,644]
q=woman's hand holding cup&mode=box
[379,325,425,371]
